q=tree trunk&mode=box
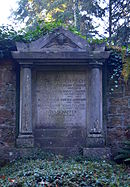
[73,0,80,31]
[109,0,112,45]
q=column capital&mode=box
[21,64,33,68]
[89,59,104,68]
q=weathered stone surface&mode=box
[0,126,15,147]
[41,147,80,156]
[0,148,39,166]
[13,27,110,153]
[16,27,90,52]
[16,135,34,148]
[16,67,34,147]
[106,71,130,153]
[34,128,85,138]
[36,71,87,127]
[0,60,16,150]
[83,148,112,159]
[12,27,110,63]
[88,67,103,141]
[0,28,129,162]
[86,137,105,148]
[35,137,85,147]
[33,71,88,149]
[19,67,32,134]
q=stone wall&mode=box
[0,59,16,149]
[106,65,130,155]
[0,58,129,162]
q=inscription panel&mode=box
[36,71,87,127]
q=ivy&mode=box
[0,22,129,82]
[107,47,122,92]
[106,45,130,93]
[0,21,83,44]
[0,152,129,187]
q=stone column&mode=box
[16,66,34,147]
[87,65,105,147]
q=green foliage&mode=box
[10,0,106,37]
[114,126,130,163]
[88,37,108,44]
[0,21,63,46]
[106,45,130,90]
[108,0,129,47]
[21,20,66,41]
[107,46,123,92]
[0,21,85,44]
[122,51,130,83]
[0,153,129,187]
[7,0,130,47]
[0,20,129,83]
[114,141,130,163]
[0,25,18,56]
[0,25,23,46]
[0,22,129,82]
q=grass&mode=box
[0,151,129,187]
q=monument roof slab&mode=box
[12,27,110,64]
[15,27,90,52]
[12,51,110,60]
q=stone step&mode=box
[35,137,85,147]
[34,128,85,138]
[39,146,80,156]
[83,147,112,160]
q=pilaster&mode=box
[87,63,105,147]
[16,66,34,147]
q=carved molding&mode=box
[43,33,80,50]
[15,27,90,52]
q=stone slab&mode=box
[35,137,85,147]
[86,137,105,147]
[36,71,87,128]
[83,147,112,159]
[16,135,34,148]
[0,147,80,166]
[42,147,80,157]
[34,128,85,138]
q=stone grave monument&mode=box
[12,27,110,157]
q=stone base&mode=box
[86,137,105,147]
[16,135,34,148]
[83,147,111,160]
[41,147,80,157]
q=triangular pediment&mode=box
[16,27,90,52]
[42,33,80,50]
